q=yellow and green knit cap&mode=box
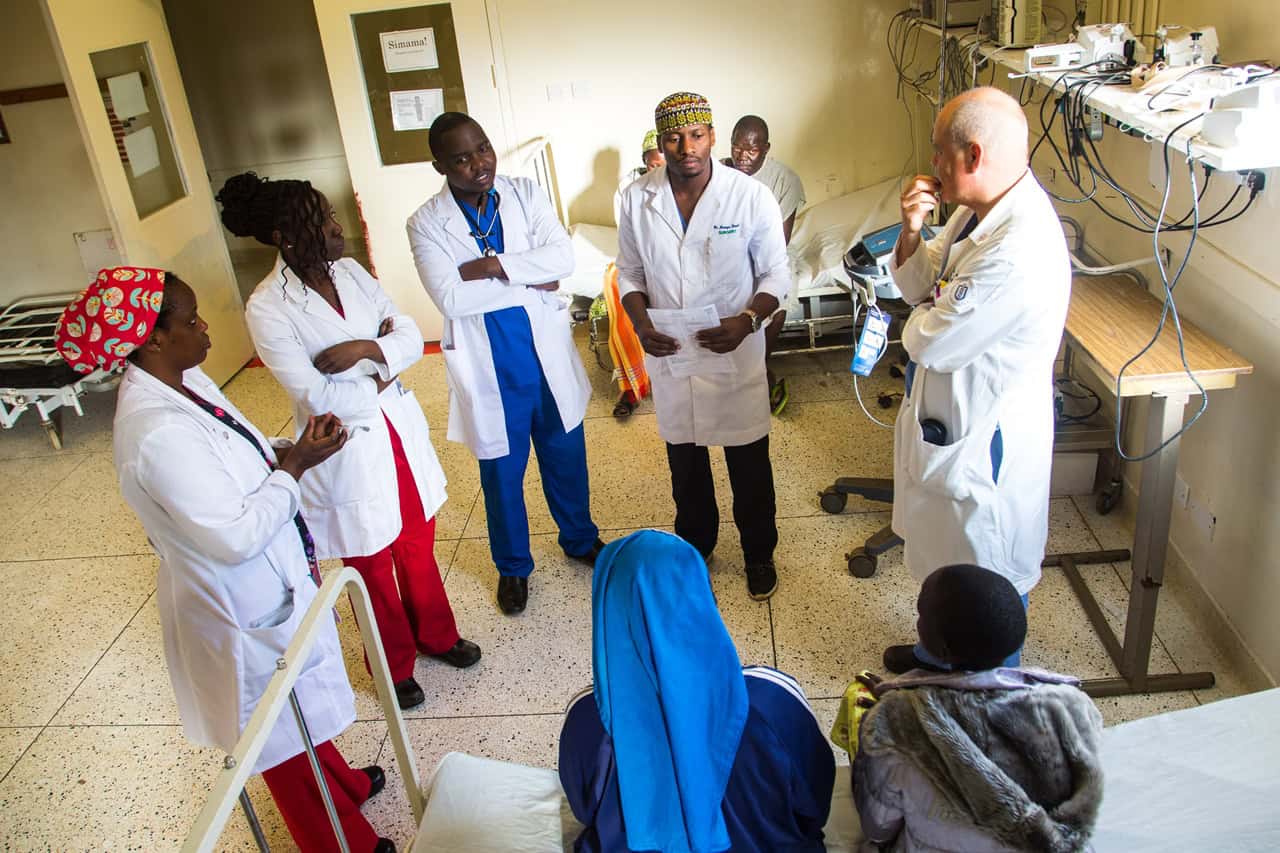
[654,92,713,135]
[642,129,659,153]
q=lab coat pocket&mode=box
[239,590,299,709]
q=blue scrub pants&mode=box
[915,593,1030,670]
[479,307,598,578]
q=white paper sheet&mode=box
[390,88,444,132]
[647,305,737,379]
[122,126,160,177]
[106,72,148,121]
[380,28,438,73]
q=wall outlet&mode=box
[571,80,592,99]
[1173,474,1189,509]
[1190,501,1217,542]
[546,83,567,103]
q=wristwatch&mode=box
[741,308,762,333]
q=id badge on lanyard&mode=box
[850,305,890,377]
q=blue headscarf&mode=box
[592,530,749,853]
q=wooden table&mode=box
[1047,274,1253,697]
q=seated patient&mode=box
[559,529,835,853]
[853,564,1104,853]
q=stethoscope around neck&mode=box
[457,189,502,257]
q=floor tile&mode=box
[398,536,596,719]
[0,380,119,459]
[771,512,919,699]
[221,365,293,438]
[363,713,567,850]
[1093,691,1201,727]
[0,553,156,726]
[432,437,482,541]
[0,452,150,561]
[0,720,384,852]
[0,727,40,781]
[53,593,177,726]
[0,452,93,540]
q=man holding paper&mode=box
[616,92,793,601]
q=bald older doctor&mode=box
[884,87,1071,674]
[616,92,792,601]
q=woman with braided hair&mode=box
[217,172,480,714]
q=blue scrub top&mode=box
[559,666,836,853]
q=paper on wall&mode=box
[647,305,737,379]
[122,126,160,177]
[380,28,439,73]
[390,88,444,132]
[106,72,148,121]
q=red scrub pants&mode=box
[261,740,379,852]
[345,417,460,683]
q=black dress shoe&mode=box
[374,838,396,853]
[497,575,528,615]
[361,765,386,798]
[883,644,949,675]
[565,538,607,568]
[394,677,425,709]
[430,638,482,668]
[744,560,778,601]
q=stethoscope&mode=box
[458,189,502,257]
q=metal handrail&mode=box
[183,567,425,852]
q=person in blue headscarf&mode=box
[558,529,835,853]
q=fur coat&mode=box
[853,669,1104,852]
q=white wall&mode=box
[0,0,112,300]
[491,0,913,226]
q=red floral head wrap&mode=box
[55,267,166,375]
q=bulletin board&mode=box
[352,4,468,166]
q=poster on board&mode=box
[380,28,439,73]
[390,88,444,132]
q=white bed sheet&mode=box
[412,689,1280,852]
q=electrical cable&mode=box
[1112,118,1210,462]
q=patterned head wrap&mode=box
[641,129,659,154]
[55,267,166,375]
[654,92,713,135]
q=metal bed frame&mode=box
[0,292,118,449]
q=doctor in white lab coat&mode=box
[221,173,480,713]
[884,87,1071,674]
[616,92,792,602]
[407,113,602,616]
[96,269,393,852]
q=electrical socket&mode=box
[1191,501,1217,542]
[1173,475,1189,508]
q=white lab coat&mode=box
[245,256,447,559]
[889,172,1071,594]
[113,365,354,773]
[615,164,792,447]
[407,175,590,460]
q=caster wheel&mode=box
[847,548,878,578]
[888,364,904,379]
[819,488,848,514]
[1096,482,1121,515]
[877,394,894,409]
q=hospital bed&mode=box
[183,566,1280,852]
[0,291,117,449]
[558,176,910,370]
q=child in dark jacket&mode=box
[849,564,1105,853]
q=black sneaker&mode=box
[744,560,778,601]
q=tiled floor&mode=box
[0,333,1266,850]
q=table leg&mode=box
[1119,390,1214,692]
